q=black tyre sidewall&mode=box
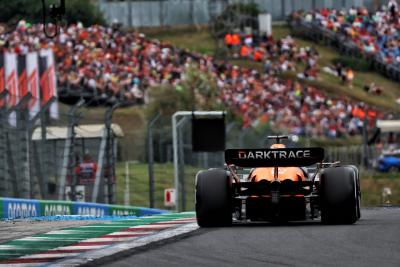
[196,169,232,227]
[342,165,361,219]
[320,166,358,224]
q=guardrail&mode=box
[0,197,168,220]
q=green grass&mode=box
[144,26,216,56]
[115,162,200,211]
[115,162,400,210]
[360,171,400,206]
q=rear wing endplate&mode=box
[225,147,324,167]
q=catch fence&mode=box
[0,98,123,205]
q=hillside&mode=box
[143,25,400,113]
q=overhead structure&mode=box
[172,111,225,212]
[32,124,124,140]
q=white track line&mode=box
[55,245,108,250]
[128,224,170,229]
[78,225,125,228]
[19,253,80,259]
[0,245,20,250]
[82,237,138,242]
[44,230,99,235]
[105,231,153,236]
[16,237,82,242]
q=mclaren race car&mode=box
[195,135,361,226]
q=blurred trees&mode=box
[210,2,260,39]
[145,65,222,119]
[0,0,105,26]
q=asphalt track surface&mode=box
[102,208,400,267]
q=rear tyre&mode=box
[343,165,361,219]
[195,169,232,227]
[320,166,359,224]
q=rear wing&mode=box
[225,147,324,167]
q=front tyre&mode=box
[195,169,232,227]
[320,166,359,224]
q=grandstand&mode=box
[289,2,400,81]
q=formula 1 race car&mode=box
[195,135,361,227]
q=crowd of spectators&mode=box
[0,21,381,138]
[216,63,378,137]
[224,32,320,80]
[1,22,192,104]
[294,1,400,66]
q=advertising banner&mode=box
[72,202,109,217]
[26,52,40,118]
[39,49,58,119]
[5,52,18,126]
[40,200,73,216]
[17,54,27,97]
[109,205,141,216]
[5,52,18,99]
[0,197,168,219]
[2,198,40,219]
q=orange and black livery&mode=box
[195,135,361,226]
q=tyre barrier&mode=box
[0,197,168,220]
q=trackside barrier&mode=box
[0,197,168,219]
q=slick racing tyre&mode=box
[320,166,359,224]
[343,165,361,220]
[195,169,232,227]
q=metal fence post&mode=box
[27,97,56,199]
[174,116,188,212]
[0,91,8,196]
[147,113,161,208]
[105,103,120,204]
[40,107,48,196]
[124,161,130,206]
[93,128,107,203]
[178,120,186,211]
[7,94,31,198]
[16,95,32,199]
[362,116,370,169]
[58,99,85,200]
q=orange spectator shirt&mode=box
[253,50,264,61]
[231,34,241,46]
[224,34,233,45]
[240,46,252,57]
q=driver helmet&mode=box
[270,143,286,149]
